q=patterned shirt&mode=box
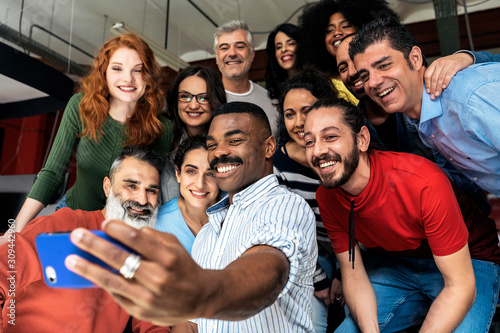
[191,174,317,332]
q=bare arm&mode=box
[0,198,45,246]
[420,244,475,332]
[14,198,45,232]
[337,246,379,333]
[424,52,474,100]
[65,220,290,326]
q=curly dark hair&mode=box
[278,67,337,144]
[173,135,207,171]
[296,0,399,77]
[265,23,301,100]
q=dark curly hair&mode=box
[296,0,399,77]
[265,23,301,100]
[173,135,207,171]
[278,68,337,144]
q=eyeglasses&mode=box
[178,92,209,104]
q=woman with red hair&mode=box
[11,33,172,235]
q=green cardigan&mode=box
[28,93,172,211]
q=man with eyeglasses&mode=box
[214,20,280,138]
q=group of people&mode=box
[1,0,500,332]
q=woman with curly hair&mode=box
[11,33,172,235]
[274,68,344,333]
[161,65,226,203]
[265,23,301,100]
[296,0,399,105]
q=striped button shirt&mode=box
[191,174,317,332]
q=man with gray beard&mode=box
[0,146,167,332]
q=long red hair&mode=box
[78,34,164,145]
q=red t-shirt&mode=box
[317,150,468,257]
[0,208,169,333]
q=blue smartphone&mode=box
[35,230,135,289]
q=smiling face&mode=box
[283,89,317,147]
[353,39,424,118]
[336,35,366,99]
[275,31,297,72]
[176,147,219,210]
[325,12,356,58]
[304,107,361,189]
[103,156,160,228]
[206,113,275,200]
[178,75,213,135]
[215,29,254,80]
[106,47,146,108]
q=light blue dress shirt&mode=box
[191,174,317,332]
[155,197,196,254]
[413,62,500,196]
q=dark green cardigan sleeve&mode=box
[27,93,83,206]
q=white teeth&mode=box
[192,190,208,196]
[217,165,237,173]
[334,40,341,47]
[120,86,135,91]
[282,55,292,61]
[297,132,304,137]
[187,112,202,116]
[319,161,336,168]
[354,81,363,87]
[227,61,240,65]
[378,87,395,97]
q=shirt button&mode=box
[217,250,223,256]
[449,157,454,162]
[431,134,436,138]
[473,177,478,181]
[292,238,298,245]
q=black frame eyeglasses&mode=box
[178,92,209,104]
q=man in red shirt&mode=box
[0,146,168,332]
[303,97,500,332]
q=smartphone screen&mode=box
[35,230,135,289]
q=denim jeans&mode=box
[312,253,335,333]
[335,257,500,333]
[55,195,67,211]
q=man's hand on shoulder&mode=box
[424,52,474,100]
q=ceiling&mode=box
[1,0,499,68]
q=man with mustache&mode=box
[214,20,280,137]
[0,146,167,332]
[66,102,317,332]
[304,97,500,332]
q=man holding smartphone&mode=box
[66,102,318,332]
[0,146,168,332]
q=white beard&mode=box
[105,188,158,229]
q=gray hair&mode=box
[213,20,254,52]
[109,145,163,183]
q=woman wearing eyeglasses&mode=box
[161,65,227,203]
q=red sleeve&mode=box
[131,318,171,332]
[316,186,350,253]
[421,173,469,256]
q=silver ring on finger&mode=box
[119,253,142,279]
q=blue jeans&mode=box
[336,257,500,333]
[55,195,67,211]
[312,253,335,333]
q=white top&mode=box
[225,81,280,138]
[191,174,317,332]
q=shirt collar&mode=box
[420,88,443,124]
[207,174,278,213]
